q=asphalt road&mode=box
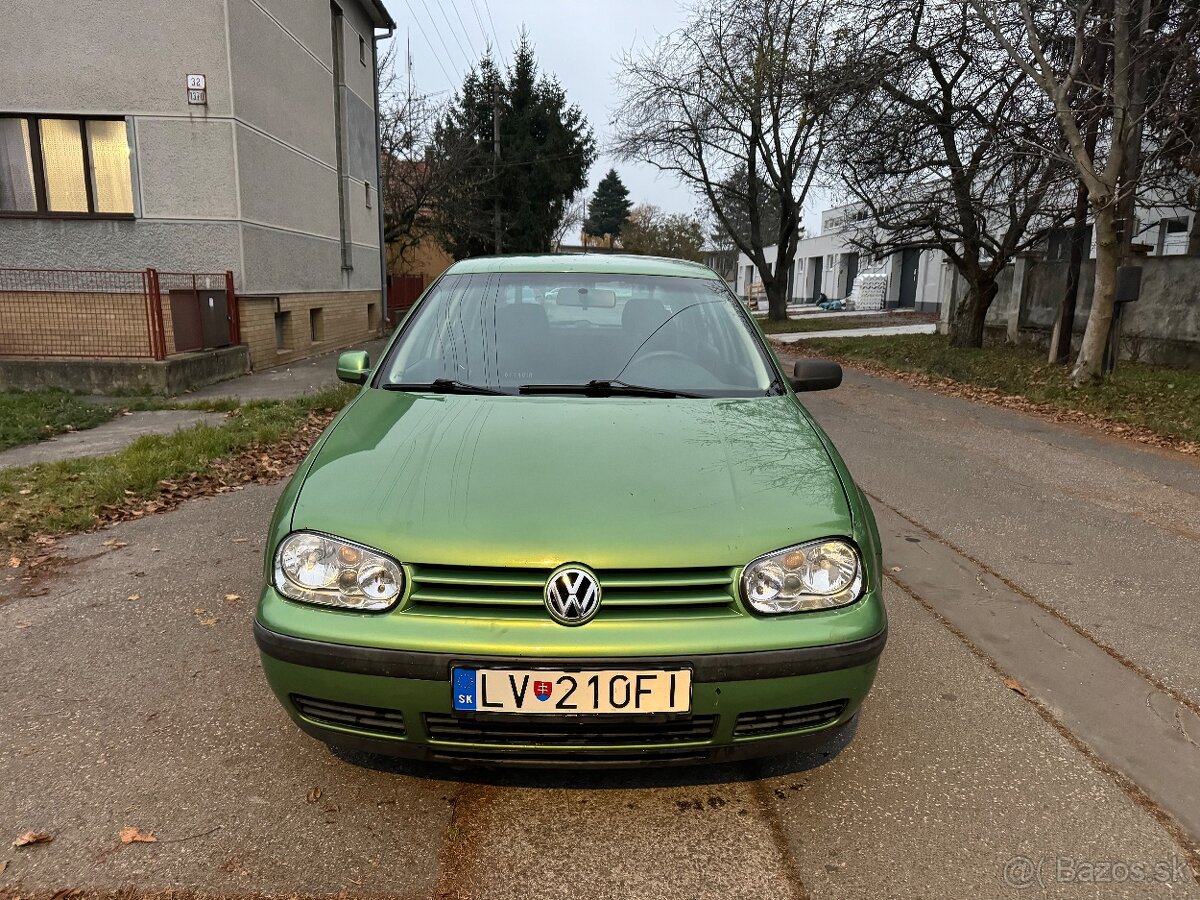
[2,367,1198,899]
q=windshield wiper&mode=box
[383,379,507,396]
[518,380,702,399]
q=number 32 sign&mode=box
[187,74,207,106]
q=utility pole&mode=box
[492,81,502,255]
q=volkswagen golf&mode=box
[254,254,887,766]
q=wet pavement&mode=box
[1,365,1197,899]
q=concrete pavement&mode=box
[772,323,938,341]
[0,340,389,471]
[1,365,1198,898]
[0,410,226,470]
[182,339,389,404]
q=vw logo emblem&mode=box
[544,565,601,625]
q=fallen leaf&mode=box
[193,608,206,615]
[127,594,140,602]
[1003,678,1028,697]
[200,618,218,626]
[307,786,322,803]
[18,489,31,496]
[119,826,157,844]
[15,623,30,629]
[232,538,250,543]
[224,593,241,602]
[0,859,6,874]
[151,548,161,553]
[6,558,20,569]
[12,831,52,847]
[888,566,903,573]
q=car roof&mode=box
[445,253,721,280]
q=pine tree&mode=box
[432,35,596,258]
[583,169,633,243]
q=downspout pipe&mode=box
[373,23,394,330]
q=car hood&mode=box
[291,389,852,569]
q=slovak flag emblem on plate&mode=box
[534,680,553,701]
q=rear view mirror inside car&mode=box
[554,287,617,308]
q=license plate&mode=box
[451,667,692,714]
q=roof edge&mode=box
[365,0,397,31]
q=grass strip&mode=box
[788,333,1200,444]
[0,384,357,548]
[0,392,118,451]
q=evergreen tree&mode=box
[433,35,596,258]
[583,169,633,242]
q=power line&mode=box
[480,0,507,66]
[446,0,480,60]
[414,0,469,81]
[401,0,458,91]
[466,0,495,63]
[430,0,475,72]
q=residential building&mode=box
[735,203,946,312]
[736,200,1197,317]
[0,0,396,390]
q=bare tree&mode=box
[377,44,464,273]
[613,0,845,320]
[971,0,1199,384]
[834,0,1071,347]
[551,191,588,250]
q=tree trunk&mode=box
[765,275,789,322]
[1052,178,1092,364]
[1071,204,1119,386]
[1188,206,1200,257]
[948,278,997,349]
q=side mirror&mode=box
[336,350,371,385]
[789,359,842,392]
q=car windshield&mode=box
[380,272,776,397]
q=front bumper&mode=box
[254,621,886,767]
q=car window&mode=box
[381,272,776,397]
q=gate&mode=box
[387,274,424,321]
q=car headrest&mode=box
[621,297,668,336]
[495,302,549,336]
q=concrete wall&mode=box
[985,255,1200,368]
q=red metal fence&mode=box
[0,267,239,360]
[387,273,424,321]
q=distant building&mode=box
[736,200,1197,316]
[735,204,946,313]
[0,0,396,390]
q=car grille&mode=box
[291,694,407,737]
[424,713,718,746]
[405,564,737,616]
[732,700,847,738]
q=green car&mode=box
[255,254,887,766]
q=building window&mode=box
[1158,216,1189,256]
[359,35,367,65]
[0,114,133,216]
[367,302,379,330]
[310,307,325,343]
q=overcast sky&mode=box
[380,0,832,234]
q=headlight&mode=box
[741,538,863,614]
[274,532,404,611]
